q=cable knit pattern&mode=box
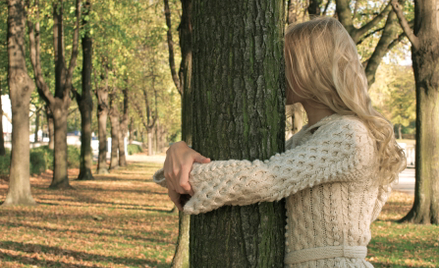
[153,114,391,267]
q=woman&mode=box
[154,17,406,267]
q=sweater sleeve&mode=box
[183,119,376,214]
[153,169,167,188]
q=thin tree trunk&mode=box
[147,131,153,156]
[190,1,286,267]
[34,108,40,142]
[0,83,5,156]
[118,86,129,167]
[109,94,119,169]
[46,105,54,149]
[3,0,36,206]
[76,0,94,180]
[96,86,109,174]
[398,124,402,140]
[171,1,192,266]
[128,118,134,144]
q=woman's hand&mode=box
[164,141,210,210]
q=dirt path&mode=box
[126,153,166,164]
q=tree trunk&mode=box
[365,8,401,86]
[190,1,286,267]
[118,86,129,167]
[393,0,439,224]
[169,0,192,267]
[34,108,40,143]
[27,0,81,189]
[0,84,5,156]
[308,0,322,18]
[128,118,134,144]
[96,87,109,174]
[3,0,36,206]
[147,131,154,156]
[77,0,94,181]
[109,95,119,169]
[46,105,54,149]
[50,104,71,189]
[398,124,402,140]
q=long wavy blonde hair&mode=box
[284,17,406,185]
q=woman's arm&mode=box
[153,141,210,210]
[183,118,376,214]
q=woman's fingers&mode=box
[194,153,211,164]
[168,189,183,211]
[164,141,209,197]
[179,165,194,195]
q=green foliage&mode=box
[369,63,416,134]
[0,149,11,177]
[29,145,81,173]
[127,144,143,155]
[29,149,47,175]
[67,145,81,168]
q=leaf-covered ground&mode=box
[0,159,437,267]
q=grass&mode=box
[0,159,438,267]
[368,192,439,267]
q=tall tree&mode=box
[118,83,129,167]
[164,0,192,266]
[95,61,109,174]
[28,0,82,189]
[3,0,36,206]
[0,81,5,156]
[190,1,286,267]
[74,0,94,180]
[109,89,120,170]
[391,0,439,224]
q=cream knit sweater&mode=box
[154,114,393,267]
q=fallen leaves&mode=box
[0,160,177,268]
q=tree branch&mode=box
[65,0,82,92]
[355,2,392,40]
[164,0,182,95]
[322,0,332,16]
[26,0,54,105]
[357,27,385,45]
[391,0,419,50]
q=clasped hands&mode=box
[164,141,211,211]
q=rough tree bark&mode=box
[95,62,109,174]
[164,0,192,266]
[28,0,82,189]
[190,1,286,267]
[392,0,439,224]
[75,0,94,180]
[3,0,36,206]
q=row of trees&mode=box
[2,0,181,204]
[3,0,437,267]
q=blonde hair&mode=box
[284,17,406,186]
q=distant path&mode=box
[127,153,416,196]
[126,153,166,164]
[394,168,415,196]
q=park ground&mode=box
[0,153,438,268]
